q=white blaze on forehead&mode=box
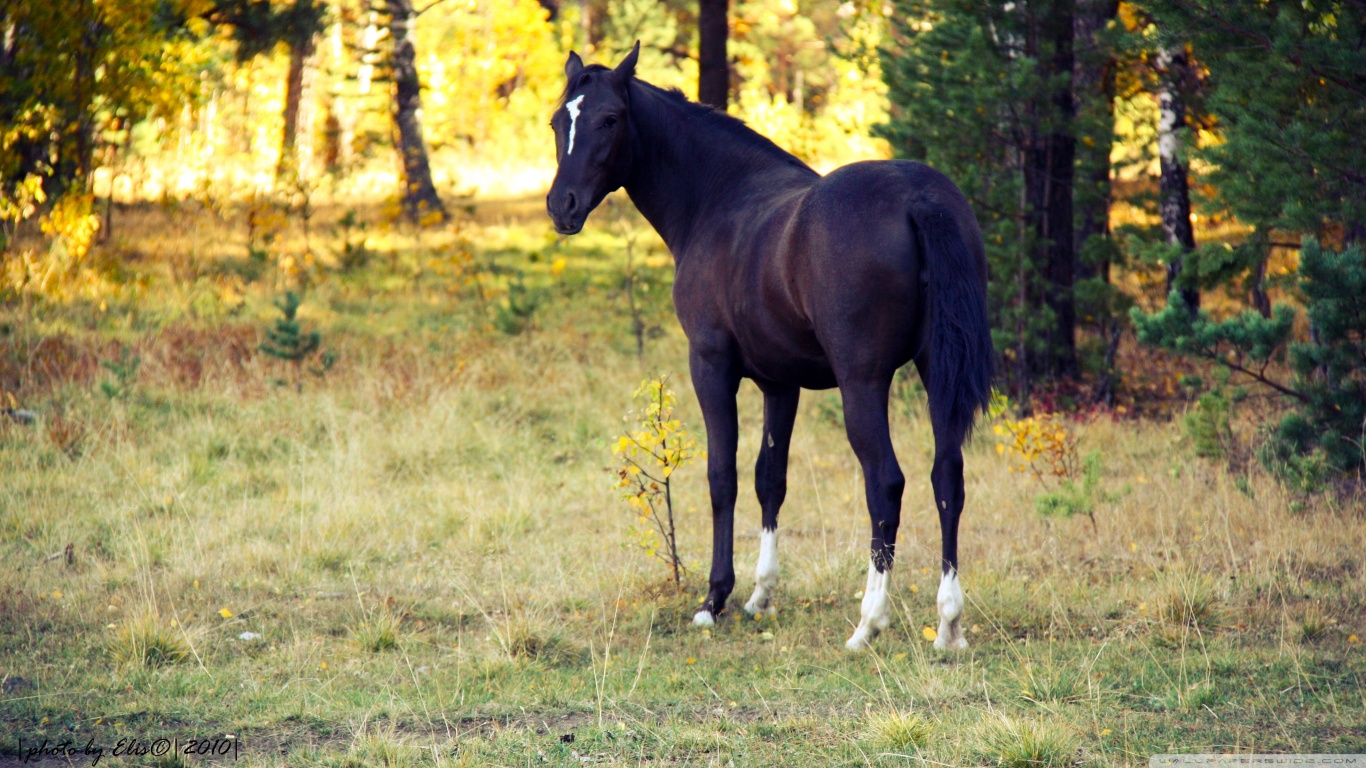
[565,94,586,156]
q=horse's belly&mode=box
[735,327,837,390]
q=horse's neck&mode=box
[623,84,813,258]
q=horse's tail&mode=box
[912,204,994,444]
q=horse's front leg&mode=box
[839,378,904,651]
[689,345,741,627]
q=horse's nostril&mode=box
[565,192,578,214]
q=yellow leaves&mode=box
[922,626,938,642]
[219,608,234,619]
[994,411,1081,483]
[41,193,101,261]
[612,375,698,579]
[551,257,567,277]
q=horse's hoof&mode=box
[743,593,773,617]
[933,634,968,651]
[844,627,875,651]
[692,610,715,627]
[933,618,968,650]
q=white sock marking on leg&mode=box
[692,610,715,627]
[846,560,892,650]
[565,95,585,155]
[934,569,968,650]
[744,528,779,615]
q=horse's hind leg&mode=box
[744,384,800,617]
[916,357,969,650]
[930,437,968,649]
[839,377,905,650]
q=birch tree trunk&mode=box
[1156,44,1199,311]
[387,0,447,223]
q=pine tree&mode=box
[1145,0,1366,303]
[1133,241,1366,490]
[1132,0,1366,488]
[259,292,325,393]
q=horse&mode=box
[546,43,993,650]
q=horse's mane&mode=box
[558,65,812,174]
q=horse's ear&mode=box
[565,51,584,80]
[613,41,640,81]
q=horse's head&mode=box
[546,42,639,235]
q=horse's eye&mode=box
[603,115,619,129]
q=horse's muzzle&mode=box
[546,189,585,235]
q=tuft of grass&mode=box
[1153,571,1222,646]
[45,412,85,459]
[349,612,401,653]
[342,727,430,768]
[1297,604,1329,644]
[972,715,1079,768]
[493,612,574,663]
[863,708,933,750]
[1149,680,1221,712]
[107,613,191,667]
[1010,662,1086,704]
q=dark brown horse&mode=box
[546,44,993,650]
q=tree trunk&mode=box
[278,33,317,179]
[387,0,447,223]
[1072,0,1117,269]
[698,0,729,109]
[1156,44,1199,312]
[1074,0,1118,400]
[1024,0,1077,380]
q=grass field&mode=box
[1,199,1363,766]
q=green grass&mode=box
[1,199,1364,765]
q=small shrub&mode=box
[99,347,141,400]
[336,209,371,273]
[995,411,1082,481]
[492,270,541,335]
[611,375,701,586]
[259,292,334,392]
[997,407,1110,532]
[108,613,191,667]
[863,708,932,750]
[972,715,1078,768]
[1183,390,1234,460]
[1033,451,1104,532]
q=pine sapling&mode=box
[259,291,330,392]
